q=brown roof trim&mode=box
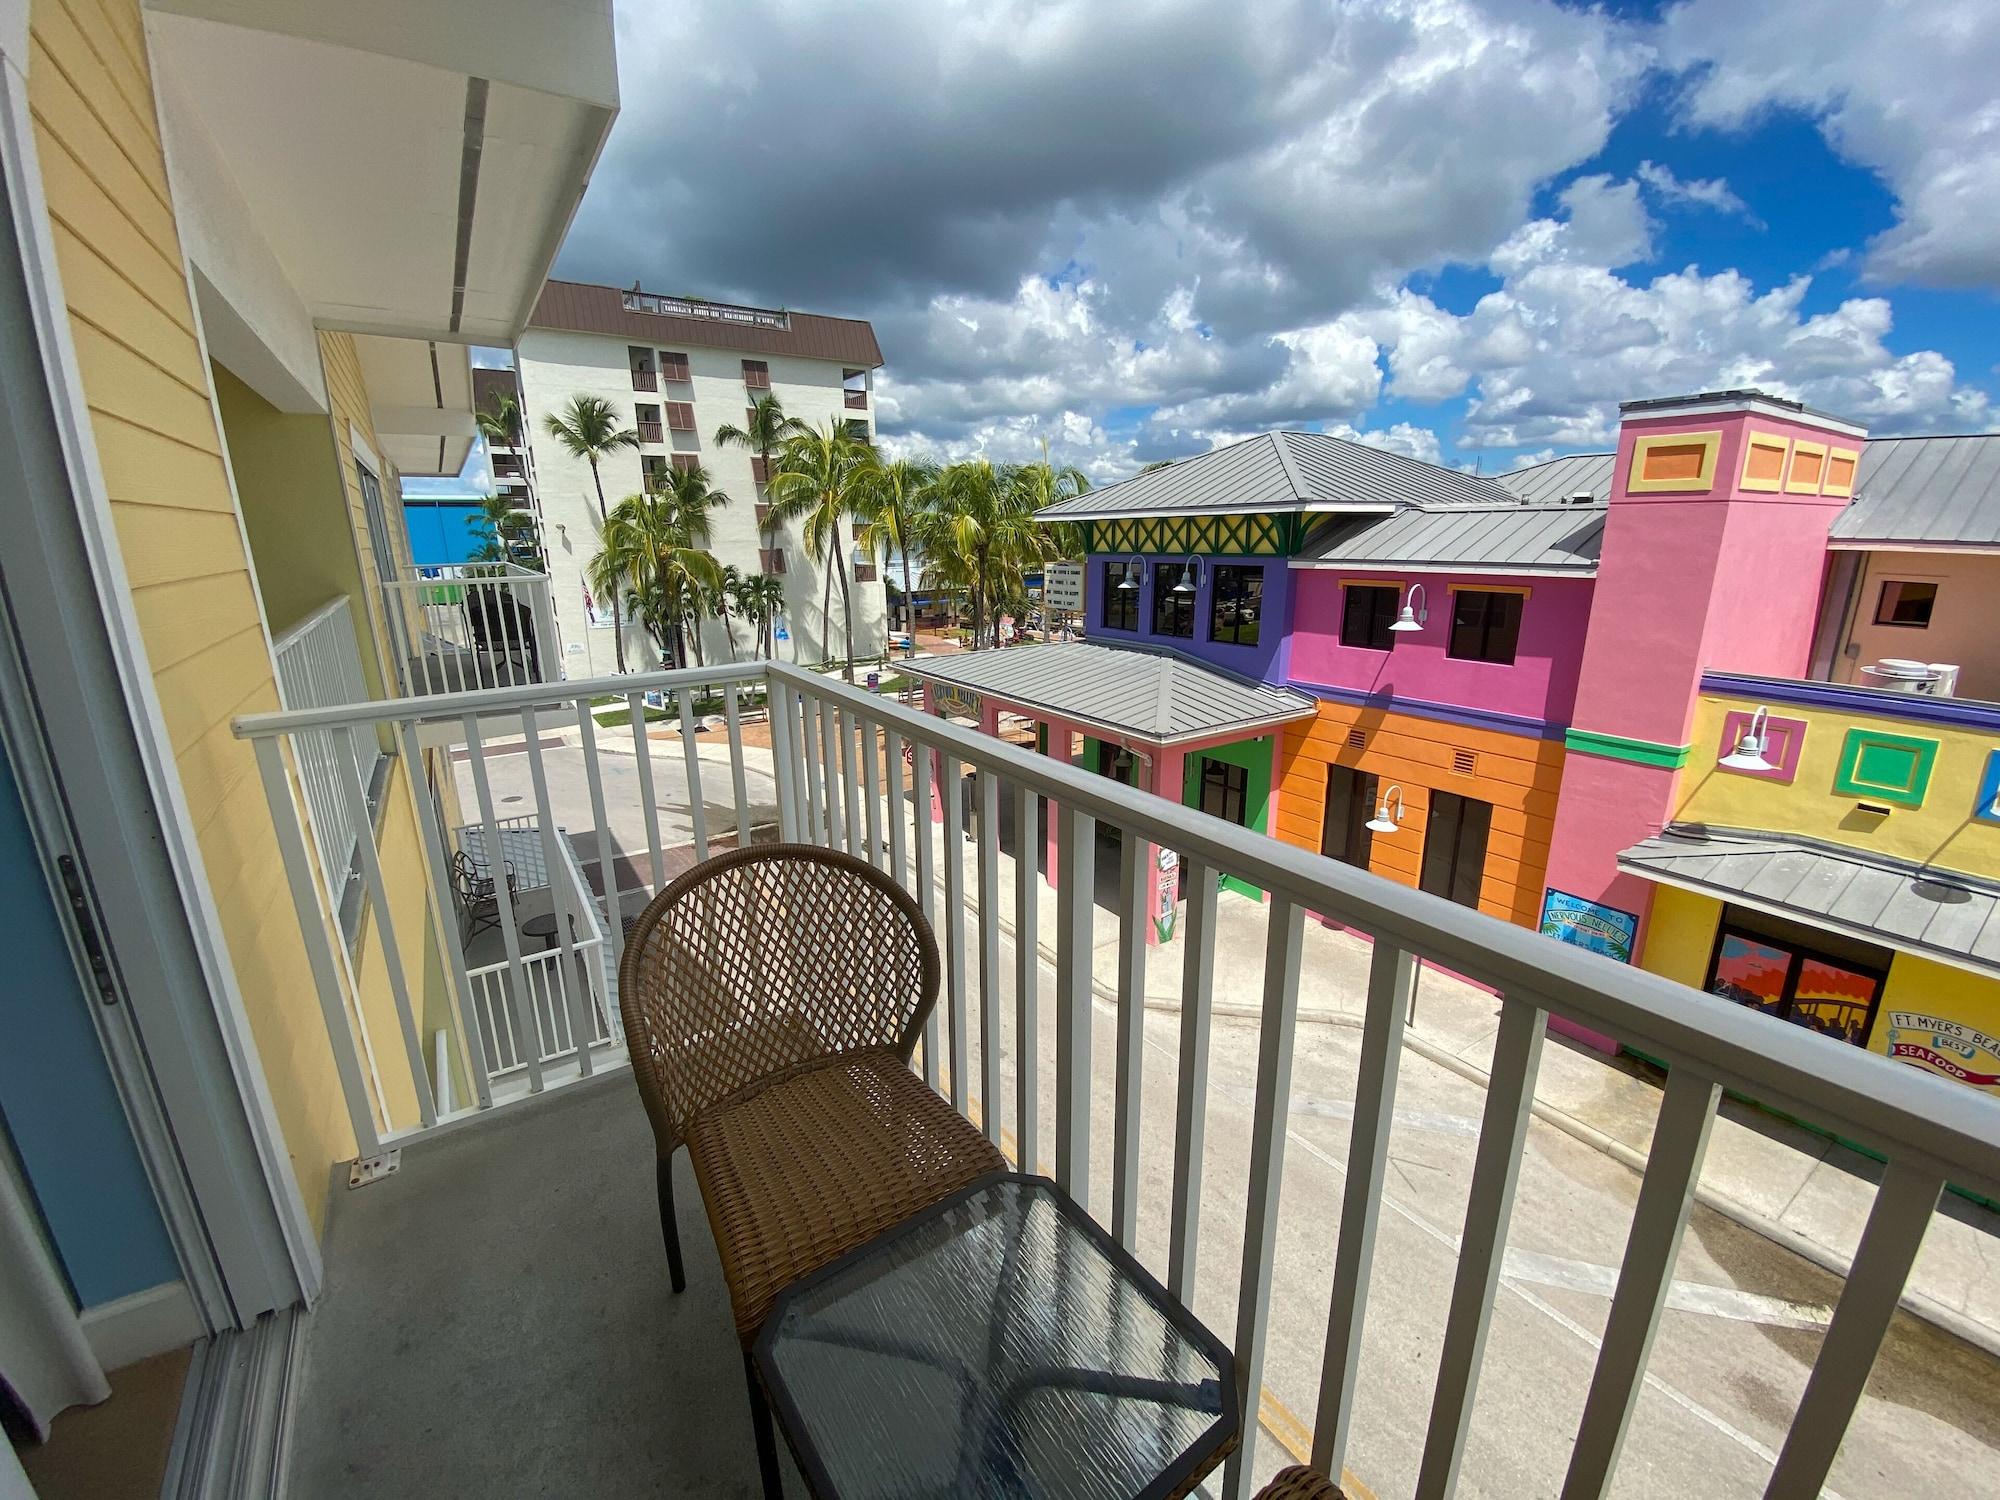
[528,279,884,367]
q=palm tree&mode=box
[467,492,535,564]
[587,467,726,671]
[475,388,538,517]
[714,393,806,552]
[768,420,870,680]
[544,394,640,670]
[733,572,786,659]
[916,459,1065,650]
[857,456,934,641]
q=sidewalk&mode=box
[923,809,2000,1359]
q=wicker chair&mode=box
[1252,1466,1348,1499]
[618,843,1006,1495]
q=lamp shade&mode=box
[1387,607,1422,633]
[1364,808,1399,834]
[1719,706,1777,772]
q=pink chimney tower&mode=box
[1540,390,1864,1049]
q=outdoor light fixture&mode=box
[1719,705,1778,772]
[1172,554,1205,594]
[1365,784,1406,834]
[1388,582,1428,633]
[1118,554,1144,590]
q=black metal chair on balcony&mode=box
[465,585,539,685]
[450,849,517,939]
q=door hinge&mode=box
[56,854,118,1005]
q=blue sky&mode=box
[514,0,1999,483]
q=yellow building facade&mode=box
[1626,673,2000,1101]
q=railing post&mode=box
[1222,897,1304,1500]
[399,719,493,1111]
[1054,803,1096,1203]
[1013,784,1040,1175]
[768,679,801,843]
[1416,997,1549,1500]
[1167,858,1217,1303]
[1111,827,1146,1252]
[975,766,1002,1151]
[940,753,969,1115]
[252,736,383,1158]
[522,710,594,1078]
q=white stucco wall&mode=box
[514,327,887,678]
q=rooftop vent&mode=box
[1567,491,1597,505]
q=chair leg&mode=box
[656,1155,687,1293]
[743,1350,783,1499]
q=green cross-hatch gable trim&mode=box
[1083,512,1301,558]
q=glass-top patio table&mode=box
[752,1173,1239,1499]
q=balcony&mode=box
[632,367,659,392]
[234,663,2000,1500]
[637,420,665,443]
[382,562,563,695]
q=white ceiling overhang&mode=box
[146,0,616,346]
[355,336,474,477]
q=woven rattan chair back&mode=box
[617,842,941,1155]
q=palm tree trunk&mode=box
[591,456,627,674]
[834,555,855,683]
[900,545,916,640]
[718,603,737,662]
[820,529,837,671]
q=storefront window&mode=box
[1704,910,1887,1047]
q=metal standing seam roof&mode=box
[1295,501,1607,574]
[1493,452,1616,505]
[1041,431,1518,521]
[1618,826,2000,979]
[901,643,1317,745]
[1831,434,2000,549]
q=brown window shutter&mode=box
[742,360,770,390]
[665,401,696,431]
[671,453,699,473]
[661,352,690,382]
[760,548,786,574]
[750,456,769,484]
[755,502,772,525]
[853,562,877,582]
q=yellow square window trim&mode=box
[1785,439,1828,494]
[1740,433,1790,492]
[1626,431,1722,494]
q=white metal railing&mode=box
[232,660,2000,1500]
[270,596,376,902]
[382,562,561,696]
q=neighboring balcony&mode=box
[233,662,2000,1500]
[382,562,562,695]
[632,367,658,392]
[637,420,665,443]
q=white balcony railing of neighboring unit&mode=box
[270,595,379,903]
[381,562,561,696]
[233,661,2000,1500]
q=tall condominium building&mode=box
[473,365,536,517]
[513,279,888,676]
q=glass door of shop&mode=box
[1702,908,1889,1047]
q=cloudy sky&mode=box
[536,0,2000,484]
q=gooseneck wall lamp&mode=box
[1388,582,1428,633]
[1117,554,1145,589]
[1719,705,1778,772]
[1172,554,1205,594]
[1365,784,1407,834]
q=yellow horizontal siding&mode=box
[30,0,353,1232]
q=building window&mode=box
[1703,906,1888,1047]
[1320,765,1377,870]
[1209,565,1263,646]
[844,368,868,409]
[844,418,871,446]
[1419,790,1491,909]
[759,548,786,574]
[635,404,662,443]
[641,454,666,485]
[1447,589,1522,664]
[1197,758,1249,826]
[665,401,696,433]
[853,561,878,583]
[1102,561,1139,631]
[661,351,691,383]
[671,453,700,473]
[1153,562,1194,637]
[628,346,656,391]
[1340,584,1399,650]
[1875,580,1937,628]
[743,359,770,390]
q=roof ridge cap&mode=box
[1269,432,1313,502]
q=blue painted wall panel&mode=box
[403,501,486,567]
[0,755,179,1307]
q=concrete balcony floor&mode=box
[285,1072,799,1498]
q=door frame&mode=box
[0,22,314,1328]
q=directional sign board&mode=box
[1044,561,1085,612]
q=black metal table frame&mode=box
[751,1170,1241,1500]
